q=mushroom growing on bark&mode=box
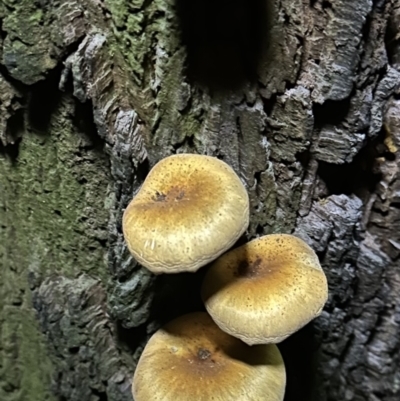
[123,154,249,274]
[132,312,286,401]
[201,234,328,345]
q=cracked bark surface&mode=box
[0,0,399,400]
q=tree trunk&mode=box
[1,0,399,400]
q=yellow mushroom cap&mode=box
[122,154,249,274]
[132,312,286,401]
[201,234,328,345]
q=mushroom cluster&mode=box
[122,154,328,401]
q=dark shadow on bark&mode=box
[72,99,106,155]
[175,0,271,90]
[385,10,400,67]
[0,139,21,163]
[150,269,207,326]
[296,149,312,169]
[280,323,320,401]
[27,66,63,133]
[0,109,24,163]
[317,132,388,200]
[136,158,151,184]
[148,232,250,327]
[115,321,147,354]
[73,99,98,141]
[91,389,108,401]
[0,17,7,40]
[313,98,351,127]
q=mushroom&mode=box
[201,234,328,345]
[132,312,286,401]
[123,154,249,274]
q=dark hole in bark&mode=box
[0,18,7,40]
[313,98,351,127]
[28,66,63,132]
[280,322,319,401]
[68,346,80,354]
[263,93,278,115]
[296,149,312,168]
[0,109,24,162]
[316,132,385,199]
[115,321,147,354]
[385,10,400,67]
[321,0,332,9]
[72,99,105,153]
[136,158,151,183]
[255,224,264,235]
[175,0,270,90]
[385,151,396,161]
[172,134,196,151]
[91,388,108,401]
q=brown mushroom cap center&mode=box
[234,256,281,279]
[137,177,214,214]
[235,257,263,278]
[181,346,221,375]
[197,348,212,360]
[152,186,186,202]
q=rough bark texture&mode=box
[0,1,399,401]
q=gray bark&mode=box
[0,0,399,401]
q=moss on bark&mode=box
[0,95,110,400]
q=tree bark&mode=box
[0,1,399,401]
